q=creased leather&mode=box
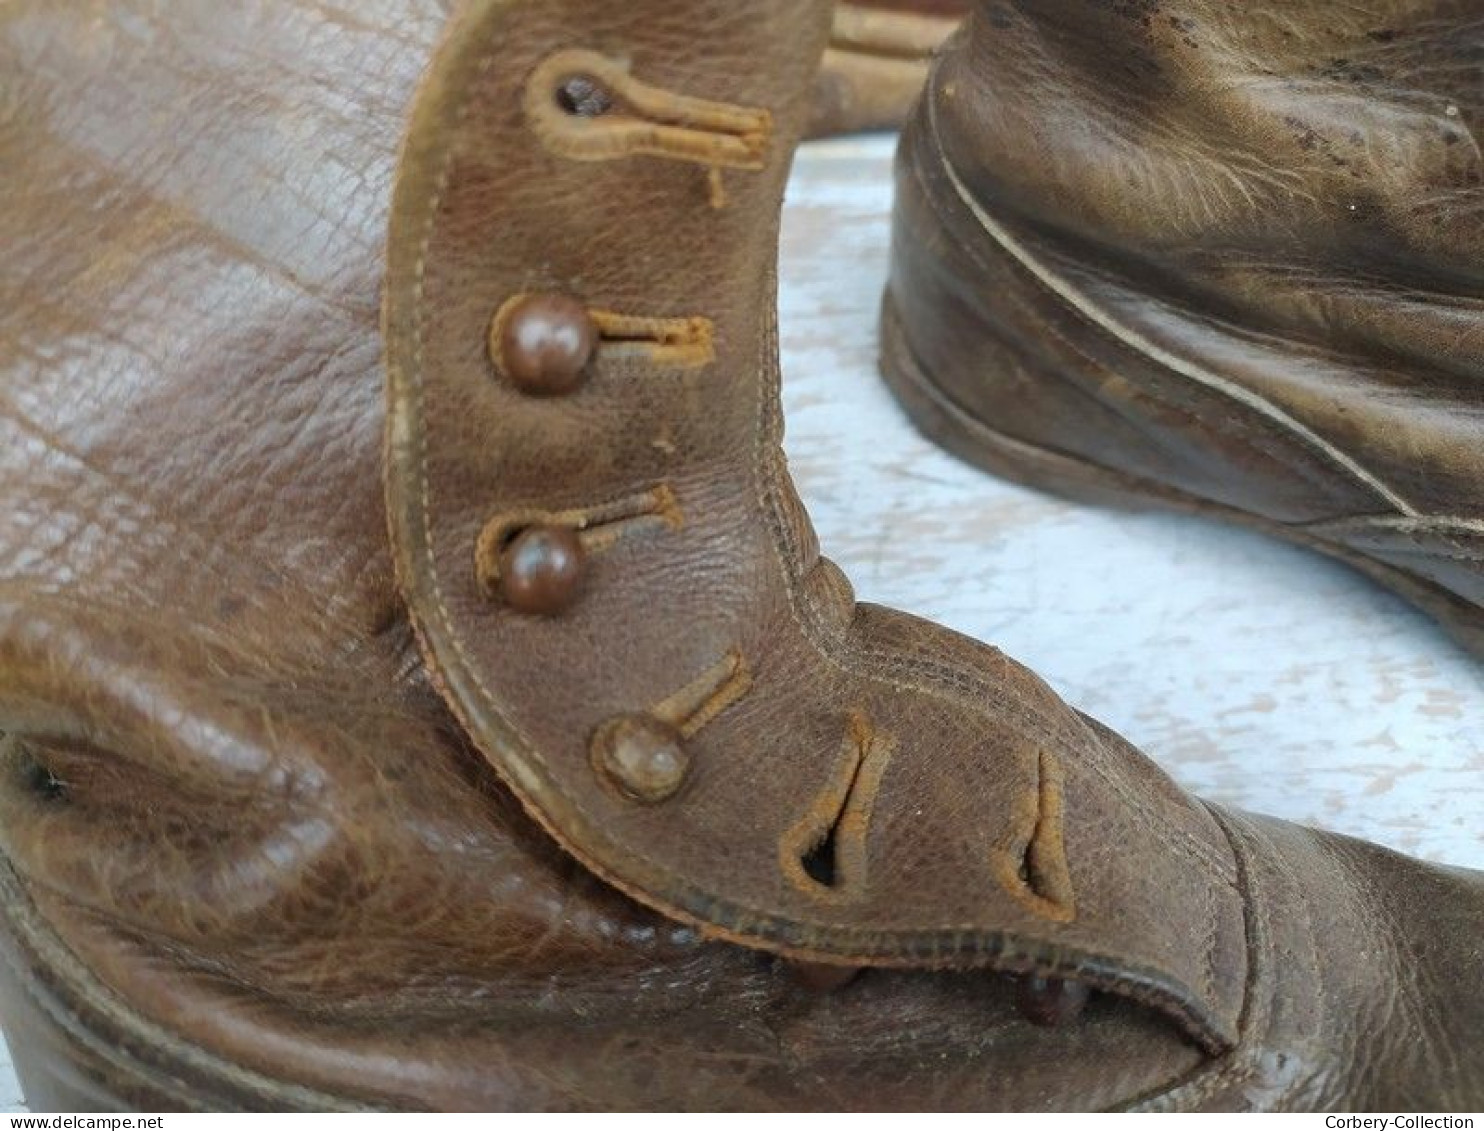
[0,0,1480,1113]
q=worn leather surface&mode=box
[885,0,1484,624]
[0,0,1480,1112]
[384,0,1245,1053]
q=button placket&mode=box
[492,56,766,791]
[385,0,1245,1050]
[492,34,1096,1018]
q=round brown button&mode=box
[495,293,597,396]
[500,525,586,615]
[1015,975,1090,1027]
[591,714,690,804]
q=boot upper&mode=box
[0,0,1479,1111]
[895,0,1484,610]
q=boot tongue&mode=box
[383,0,1246,1054]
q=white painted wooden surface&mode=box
[2,132,1479,1111]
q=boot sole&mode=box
[879,292,1484,660]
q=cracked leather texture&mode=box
[0,0,1480,1112]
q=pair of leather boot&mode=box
[0,0,1478,1112]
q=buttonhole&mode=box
[800,825,841,889]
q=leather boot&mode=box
[1,0,1480,1112]
[883,0,1484,656]
[812,1,966,136]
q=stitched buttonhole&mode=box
[780,713,896,902]
[21,748,67,802]
[800,825,841,888]
[525,49,771,171]
[991,746,1076,923]
[590,310,716,370]
[555,74,615,118]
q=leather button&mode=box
[591,714,690,803]
[1016,975,1090,1027]
[500,525,586,615]
[495,293,597,396]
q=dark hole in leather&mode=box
[800,825,840,887]
[555,75,615,118]
[15,743,66,802]
[497,523,528,552]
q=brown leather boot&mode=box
[1,0,1480,1112]
[812,1,966,136]
[883,1,1484,656]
